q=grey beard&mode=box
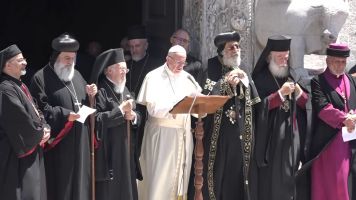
[268,59,289,78]
[222,54,241,68]
[131,52,146,62]
[54,62,75,82]
[114,80,126,94]
[20,69,26,76]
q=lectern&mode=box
[170,95,230,200]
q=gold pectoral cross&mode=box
[281,100,289,112]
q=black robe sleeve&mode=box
[0,83,43,157]
[94,86,142,180]
[30,69,72,137]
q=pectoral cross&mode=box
[281,100,290,112]
[74,98,82,110]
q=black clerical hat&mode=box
[49,33,80,66]
[326,43,350,58]
[52,33,80,52]
[265,35,291,52]
[252,35,291,78]
[0,44,22,74]
[90,48,125,84]
[127,25,147,40]
[214,31,240,55]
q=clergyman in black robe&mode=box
[190,31,260,200]
[126,25,162,166]
[29,34,97,200]
[0,44,50,200]
[252,35,309,200]
[90,48,141,200]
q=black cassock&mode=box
[253,66,309,200]
[94,78,141,200]
[0,74,47,200]
[30,64,90,200]
[183,54,207,88]
[189,56,260,200]
[126,53,161,171]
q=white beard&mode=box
[222,53,241,68]
[114,79,126,94]
[54,61,75,82]
[20,69,26,76]
[268,59,289,78]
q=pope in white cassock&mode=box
[137,45,202,200]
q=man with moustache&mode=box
[198,31,260,200]
[137,45,201,200]
[90,48,141,200]
[30,33,97,200]
[252,35,309,200]
[170,29,206,87]
[0,44,50,200]
[126,25,162,164]
[126,25,161,98]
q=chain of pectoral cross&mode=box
[63,81,82,110]
[104,80,123,104]
[272,75,290,112]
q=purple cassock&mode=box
[311,43,353,200]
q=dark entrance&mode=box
[0,0,182,82]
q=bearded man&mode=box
[252,35,309,200]
[30,33,97,200]
[125,25,162,164]
[90,48,141,200]
[196,31,260,200]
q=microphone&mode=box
[186,74,200,115]
[187,74,199,90]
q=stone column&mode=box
[183,0,255,73]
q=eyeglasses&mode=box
[168,56,187,66]
[118,67,130,73]
[173,36,190,44]
[227,44,240,51]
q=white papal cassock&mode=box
[137,64,202,200]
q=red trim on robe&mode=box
[93,132,99,149]
[296,91,308,109]
[45,121,74,151]
[268,91,283,110]
[18,146,37,158]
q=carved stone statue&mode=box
[254,0,349,76]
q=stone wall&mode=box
[183,0,254,73]
[183,0,355,74]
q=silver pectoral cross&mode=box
[75,99,82,109]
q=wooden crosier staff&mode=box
[89,95,96,200]
[125,95,132,157]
